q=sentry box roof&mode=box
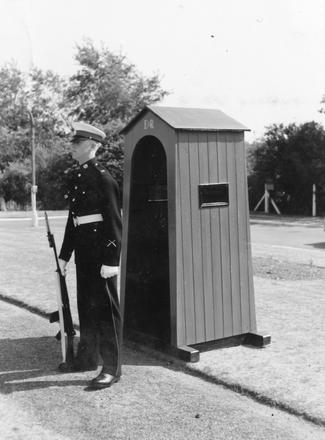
[120,105,250,134]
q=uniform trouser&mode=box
[75,262,122,377]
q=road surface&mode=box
[250,219,325,267]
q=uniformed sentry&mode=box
[58,121,122,389]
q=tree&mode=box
[0,64,70,170]
[0,63,72,208]
[66,39,168,124]
[248,122,325,214]
[0,64,29,168]
[65,39,168,186]
[0,41,168,209]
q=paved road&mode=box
[250,220,325,267]
[1,300,325,440]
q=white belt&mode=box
[73,214,103,227]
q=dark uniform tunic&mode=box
[59,157,122,375]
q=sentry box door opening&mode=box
[124,135,171,342]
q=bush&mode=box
[0,162,31,208]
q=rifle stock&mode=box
[45,211,75,370]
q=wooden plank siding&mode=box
[175,135,186,345]
[242,137,257,332]
[165,129,178,346]
[227,134,242,335]
[217,132,233,338]
[234,132,254,333]
[197,132,215,341]
[188,133,206,342]
[175,130,256,345]
[119,129,133,319]
[207,132,224,339]
[177,132,196,344]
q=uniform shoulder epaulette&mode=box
[93,162,115,186]
[93,161,108,174]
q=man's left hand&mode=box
[100,265,119,278]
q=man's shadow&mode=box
[0,336,88,394]
[0,335,168,394]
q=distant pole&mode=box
[264,184,269,214]
[312,184,316,217]
[28,109,38,227]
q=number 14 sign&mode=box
[144,119,154,130]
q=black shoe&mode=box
[88,370,120,389]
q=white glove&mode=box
[58,258,68,276]
[100,265,119,279]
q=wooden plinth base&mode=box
[174,345,200,362]
[124,329,271,363]
[243,332,271,347]
[192,332,271,354]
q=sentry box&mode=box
[120,106,270,362]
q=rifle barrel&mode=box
[45,212,75,366]
[44,212,60,273]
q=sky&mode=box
[1,0,325,141]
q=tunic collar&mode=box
[81,157,97,169]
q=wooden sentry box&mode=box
[120,106,270,362]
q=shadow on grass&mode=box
[305,242,325,249]
[0,336,88,393]
[0,335,170,394]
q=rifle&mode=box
[45,211,75,371]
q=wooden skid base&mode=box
[191,332,271,353]
[243,332,271,347]
[175,345,200,362]
[124,330,270,363]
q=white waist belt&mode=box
[73,214,103,226]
